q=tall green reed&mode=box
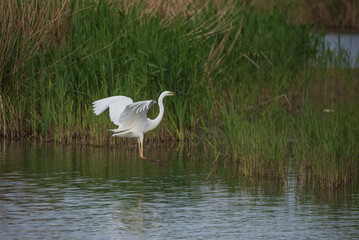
[1,0,357,188]
[1,0,318,139]
[294,104,359,188]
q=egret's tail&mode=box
[112,130,132,137]
[110,127,128,133]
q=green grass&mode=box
[293,104,359,188]
[0,0,358,189]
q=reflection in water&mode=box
[0,139,358,239]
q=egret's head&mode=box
[163,91,180,97]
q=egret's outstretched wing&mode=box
[118,100,156,124]
[92,96,133,126]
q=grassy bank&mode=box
[0,0,358,189]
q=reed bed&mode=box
[249,0,359,30]
[304,0,359,29]
[0,0,358,189]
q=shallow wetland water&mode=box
[0,140,358,239]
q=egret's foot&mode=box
[153,159,168,166]
[147,158,168,166]
[140,156,167,166]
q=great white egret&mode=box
[92,91,179,165]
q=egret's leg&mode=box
[137,138,141,157]
[138,136,145,159]
[138,135,166,166]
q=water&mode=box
[1,140,358,239]
[324,33,359,68]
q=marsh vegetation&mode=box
[0,0,358,189]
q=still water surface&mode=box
[1,140,358,239]
[324,33,359,68]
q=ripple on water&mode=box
[0,142,358,239]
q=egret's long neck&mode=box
[148,93,166,131]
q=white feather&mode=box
[119,100,156,122]
[92,96,133,126]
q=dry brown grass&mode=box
[248,0,359,29]
[107,0,244,26]
[304,0,359,29]
[0,0,71,85]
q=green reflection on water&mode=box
[1,139,359,239]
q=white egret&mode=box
[92,91,179,165]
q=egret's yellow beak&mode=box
[170,92,182,96]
